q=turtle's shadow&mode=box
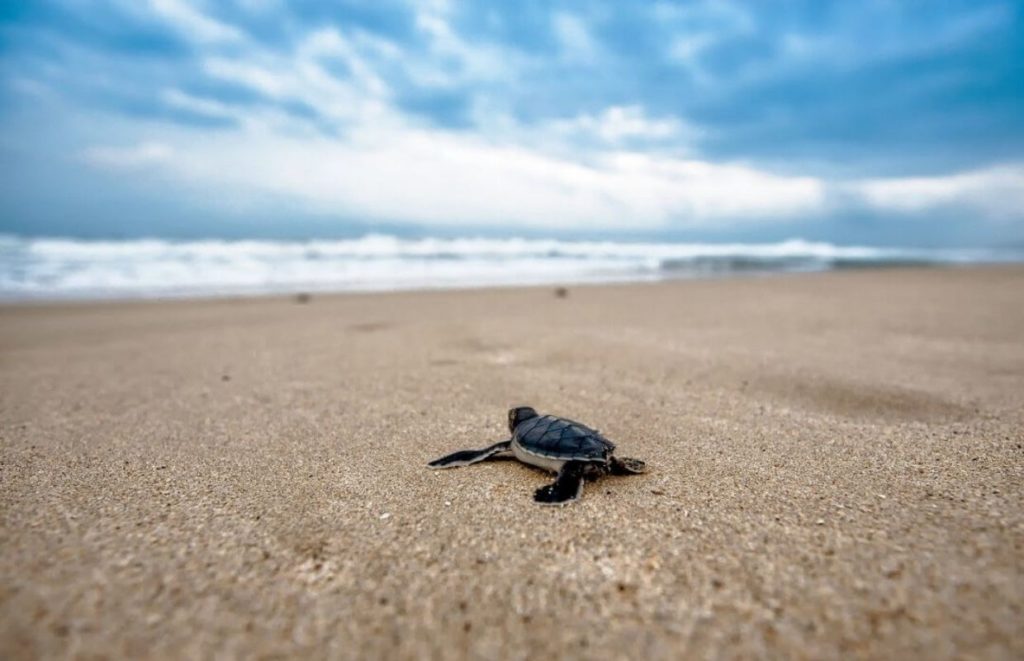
[484,455,643,482]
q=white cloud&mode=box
[297,28,392,99]
[200,29,398,127]
[553,12,597,63]
[149,0,242,44]
[81,118,825,229]
[203,58,289,98]
[409,5,525,87]
[663,1,803,90]
[549,105,689,143]
[81,141,174,168]
[855,165,1024,219]
[668,33,716,64]
[162,88,237,119]
[661,2,753,83]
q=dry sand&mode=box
[1,267,1022,659]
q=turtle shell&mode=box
[513,414,614,462]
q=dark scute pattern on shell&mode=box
[514,415,614,460]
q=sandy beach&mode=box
[1,267,1022,659]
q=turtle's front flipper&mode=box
[610,456,647,475]
[427,440,511,469]
[534,461,586,506]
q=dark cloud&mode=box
[7,0,1017,168]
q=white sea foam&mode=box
[0,234,1014,300]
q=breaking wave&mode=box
[0,234,1015,300]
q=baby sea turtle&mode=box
[428,406,647,506]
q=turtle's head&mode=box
[508,406,538,432]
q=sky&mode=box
[1,0,1022,246]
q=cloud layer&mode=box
[1,0,1022,244]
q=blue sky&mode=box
[1,0,1022,246]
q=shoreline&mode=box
[2,262,1020,308]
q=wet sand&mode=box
[1,267,1022,659]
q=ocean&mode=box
[0,234,1016,301]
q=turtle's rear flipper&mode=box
[427,440,511,469]
[534,461,585,506]
[610,456,647,475]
